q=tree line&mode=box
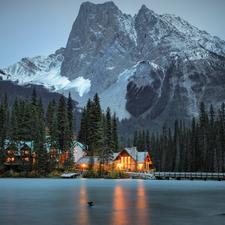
[0,88,75,174]
[78,93,119,171]
[125,102,225,173]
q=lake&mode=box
[0,178,224,225]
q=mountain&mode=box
[1,1,225,132]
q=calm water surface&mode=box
[0,179,224,225]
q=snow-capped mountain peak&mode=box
[1,1,225,123]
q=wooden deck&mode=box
[60,172,80,179]
[153,172,225,181]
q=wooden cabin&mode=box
[75,147,152,172]
[114,147,152,172]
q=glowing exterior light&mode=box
[139,164,143,169]
[117,163,123,169]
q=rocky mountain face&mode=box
[1,1,225,126]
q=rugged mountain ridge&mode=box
[1,1,225,125]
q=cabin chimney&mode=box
[131,147,138,157]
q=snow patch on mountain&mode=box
[61,77,91,97]
[99,64,138,120]
[0,49,91,97]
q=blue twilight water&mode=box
[0,179,224,225]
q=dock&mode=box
[128,172,155,180]
[60,172,80,179]
[153,172,225,181]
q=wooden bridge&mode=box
[153,172,225,181]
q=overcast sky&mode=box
[0,0,225,69]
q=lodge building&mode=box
[76,147,152,172]
[3,138,152,172]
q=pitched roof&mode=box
[113,152,120,160]
[115,148,149,163]
[137,152,149,163]
[72,141,86,150]
[76,156,100,165]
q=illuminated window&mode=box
[12,157,14,162]
[25,157,29,162]
[7,158,11,162]
[125,157,127,165]
[7,151,14,155]
[25,151,29,155]
[121,157,124,164]
[128,157,130,165]
[75,149,78,153]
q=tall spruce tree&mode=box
[199,102,209,171]
[8,106,19,169]
[46,101,54,135]
[105,107,114,170]
[57,95,70,169]
[133,130,138,148]
[21,103,32,142]
[67,92,74,145]
[112,112,119,152]
[0,101,7,169]
[49,111,59,172]
[36,97,47,173]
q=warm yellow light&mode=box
[139,164,143,168]
[82,164,86,167]
[117,163,123,169]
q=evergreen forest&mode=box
[0,87,225,175]
[0,88,77,176]
[122,102,225,173]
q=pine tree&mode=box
[207,104,215,172]
[91,93,102,155]
[0,101,6,169]
[105,107,114,171]
[46,101,54,135]
[36,97,47,173]
[161,123,168,171]
[199,102,209,171]
[31,87,38,108]
[18,98,25,140]
[112,112,119,152]
[78,107,87,146]
[49,111,59,172]
[67,92,74,145]
[133,130,138,148]
[57,95,70,169]
[167,128,173,171]
[150,132,156,169]
[3,92,10,139]
[190,118,197,172]
[21,103,32,142]
[174,120,180,171]
[146,129,150,153]
[8,106,19,144]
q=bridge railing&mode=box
[152,172,225,180]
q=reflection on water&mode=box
[77,181,90,225]
[136,181,150,224]
[0,179,225,225]
[111,181,152,225]
[111,186,127,225]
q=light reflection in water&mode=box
[136,181,151,224]
[111,181,152,225]
[111,186,128,225]
[76,182,90,225]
